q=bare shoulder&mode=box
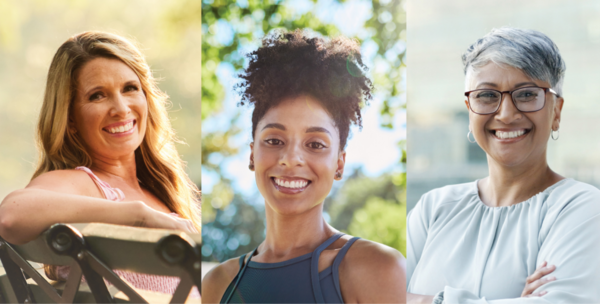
[26,169,101,197]
[201,257,242,304]
[339,239,406,303]
[343,238,406,278]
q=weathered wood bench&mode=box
[0,223,202,303]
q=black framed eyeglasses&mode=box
[464,86,560,115]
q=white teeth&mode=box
[275,178,308,189]
[496,130,525,139]
[107,122,134,134]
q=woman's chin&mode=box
[92,143,141,159]
[489,153,535,168]
[265,198,321,217]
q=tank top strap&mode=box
[331,236,360,301]
[310,233,344,303]
[223,248,257,304]
[237,254,245,268]
[75,166,125,201]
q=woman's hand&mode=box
[133,201,197,233]
[521,261,556,297]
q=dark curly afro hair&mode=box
[237,29,374,150]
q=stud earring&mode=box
[335,171,342,179]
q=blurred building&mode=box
[407,111,488,210]
[407,0,600,211]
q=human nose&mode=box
[279,141,304,167]
[494,92,522,123]
[109,92,131,117]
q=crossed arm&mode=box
[407,264,556,303]
[406,189,600,304]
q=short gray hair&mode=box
[462,27,566,96]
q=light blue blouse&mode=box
[407,178,600,303]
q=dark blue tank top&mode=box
[220,233,360,303]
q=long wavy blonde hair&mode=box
[37,32,200,278]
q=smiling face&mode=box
[251,95,346,215]
[465,62,563,168]
[70,57,147,160]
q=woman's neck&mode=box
[89,152,139,187]
[480,155,563,207]
[257,204,337,262]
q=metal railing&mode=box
[0,223,202,303]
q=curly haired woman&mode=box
[202,29,406,304]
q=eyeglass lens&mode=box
[469,87,546,114]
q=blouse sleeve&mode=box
[442,186,600,304]
[406,194,430,286]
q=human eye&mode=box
[514,89,538,101]
[475,90,499,98]
[124,84,139,92]
[307,141,327,150]
[265,138,283,145]
[474,90,500,104]
[89,92,104,101]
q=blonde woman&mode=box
[0,31,200,294]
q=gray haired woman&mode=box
[407,28,600,303]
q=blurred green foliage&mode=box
[201,0,407,261]
[326,168,406,255]
[349,197,406,253]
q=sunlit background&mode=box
[0,1,201,209]
[407,0,600,211]
[201,0,407,271]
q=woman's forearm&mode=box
[0,188,144,244]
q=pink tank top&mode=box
[55,166,198,297]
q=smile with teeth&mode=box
[106,121,134,134]
[494,129,527,139]
[273,178,310,189]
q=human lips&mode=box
[103,119,136,134]
[490,128,530,140]
[271,176,311,194]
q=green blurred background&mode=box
[201,0,407,268]
[0,0,202,201]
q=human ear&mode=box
[249,142,255,171]
[335,151,346,180]
[552,97,564,130]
